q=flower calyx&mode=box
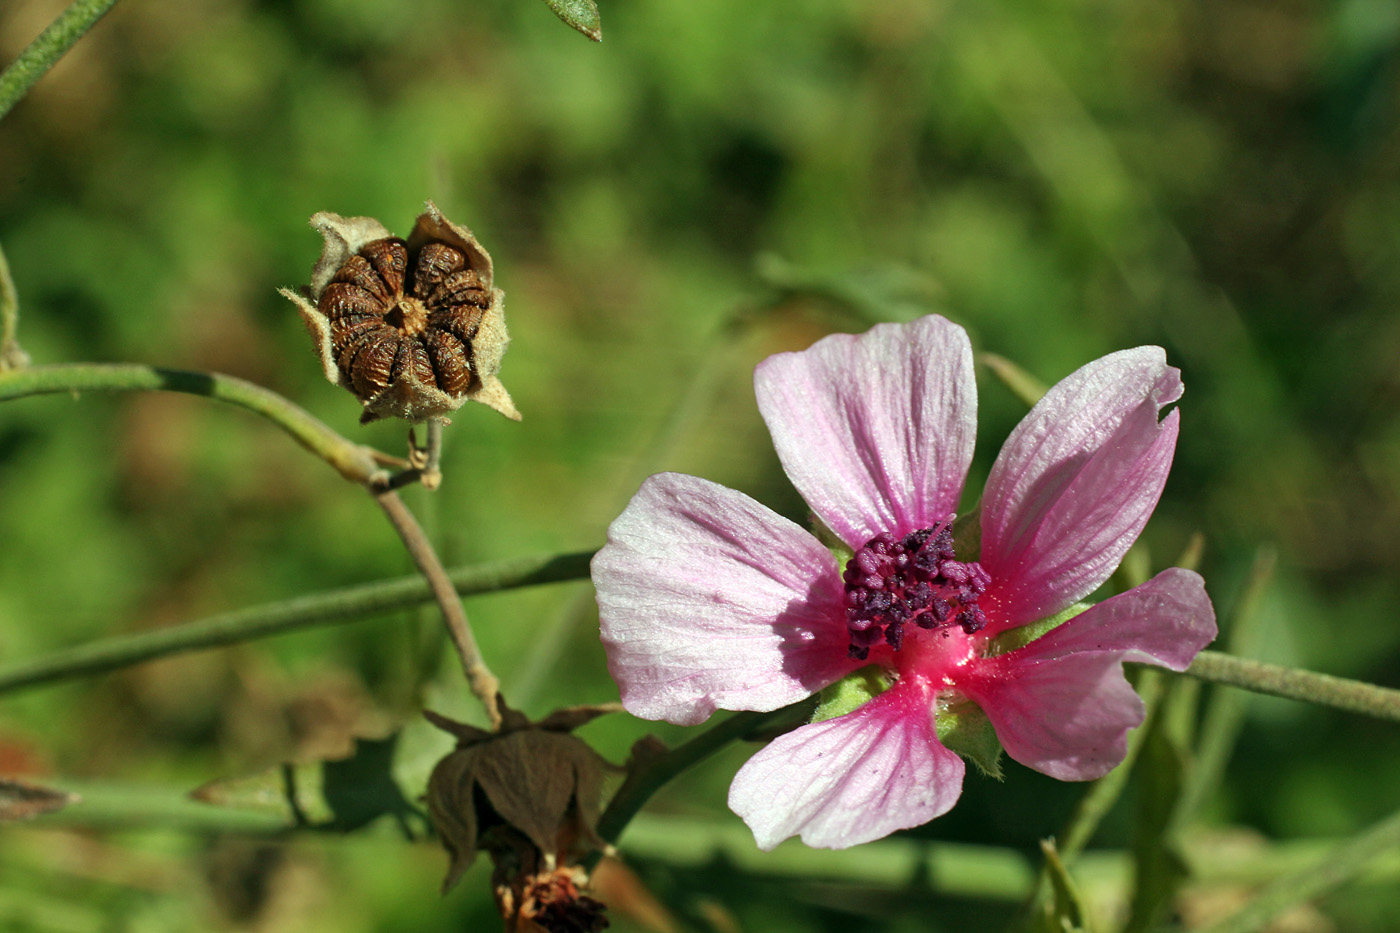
[282,202,520,425]
[423,699,615,931]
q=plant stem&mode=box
[0,0,123,123]
[1197,804,1400,933]
[0,241,25,371]
[422,417,444,487]
[1016,671,1165,930]
[1182,651,1400,724]
[374,490,501,729]
[0,363,386,484]
[981,352,1048,407]
[1172,547,1276,831]
[0,550,594,696]
[384,419,446,490]
[594,704,811,851]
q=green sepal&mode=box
[809,512,854,568]
[541,0,602,41]
[811,666,891,723]
[986,601,1093,657]
[935,699,1003,779]
[950,505,981,559]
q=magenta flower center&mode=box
[841,524,990,661]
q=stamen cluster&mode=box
[842,526,990,660]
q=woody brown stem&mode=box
[374,489,502,729]
[422,417,445,489]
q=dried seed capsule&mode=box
[281,202,519,424]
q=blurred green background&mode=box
[2,0,1400,929]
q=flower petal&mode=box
[958,650,1143,781]
[1008,569,1217,671]
[755,314,977,550]
[979,347,1183,628]
[593,472,854,726]
[956,570,1215,780]
[728,685,965,849]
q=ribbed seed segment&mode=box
[423,328,474,395]
[412,243,465,299]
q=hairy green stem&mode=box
[1198,804,1400,933]
[0,550,594,696]
[374,490,500,728]
[0,363,386,484]
[0,0,123,122]
[1183,650,1400,724]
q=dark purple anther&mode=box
[843,523,989,661]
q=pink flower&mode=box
[592,315,1216,850]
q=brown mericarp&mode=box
[282,202,520,425]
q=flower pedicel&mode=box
[592,314,1217,850]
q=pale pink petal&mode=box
[956,570,1213,780]
[979,347,1183,629]
[728,685,964,849]
[957,651,1143,781]
[593,472,854,726]
[1006,569,1217,671]
[754,314,977,550]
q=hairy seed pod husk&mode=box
[281,202,520,424]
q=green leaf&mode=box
[542,0,602,41]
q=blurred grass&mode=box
[2,0,1400,929]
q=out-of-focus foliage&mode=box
[1,0,1399,929]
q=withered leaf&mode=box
[0,777,78,821]
[425,706,614,894]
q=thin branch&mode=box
[0,550,594,696]
[1182,651,1400,724]
[0,363,387,485]
[1172,547,1276,831]
[383,418,445,491]
[0,240,25,371]
[0,0,123,122]
[374,490,502,729]
[593,703,813,855]
[422,417,444,488]
[1016,671,1165,929]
